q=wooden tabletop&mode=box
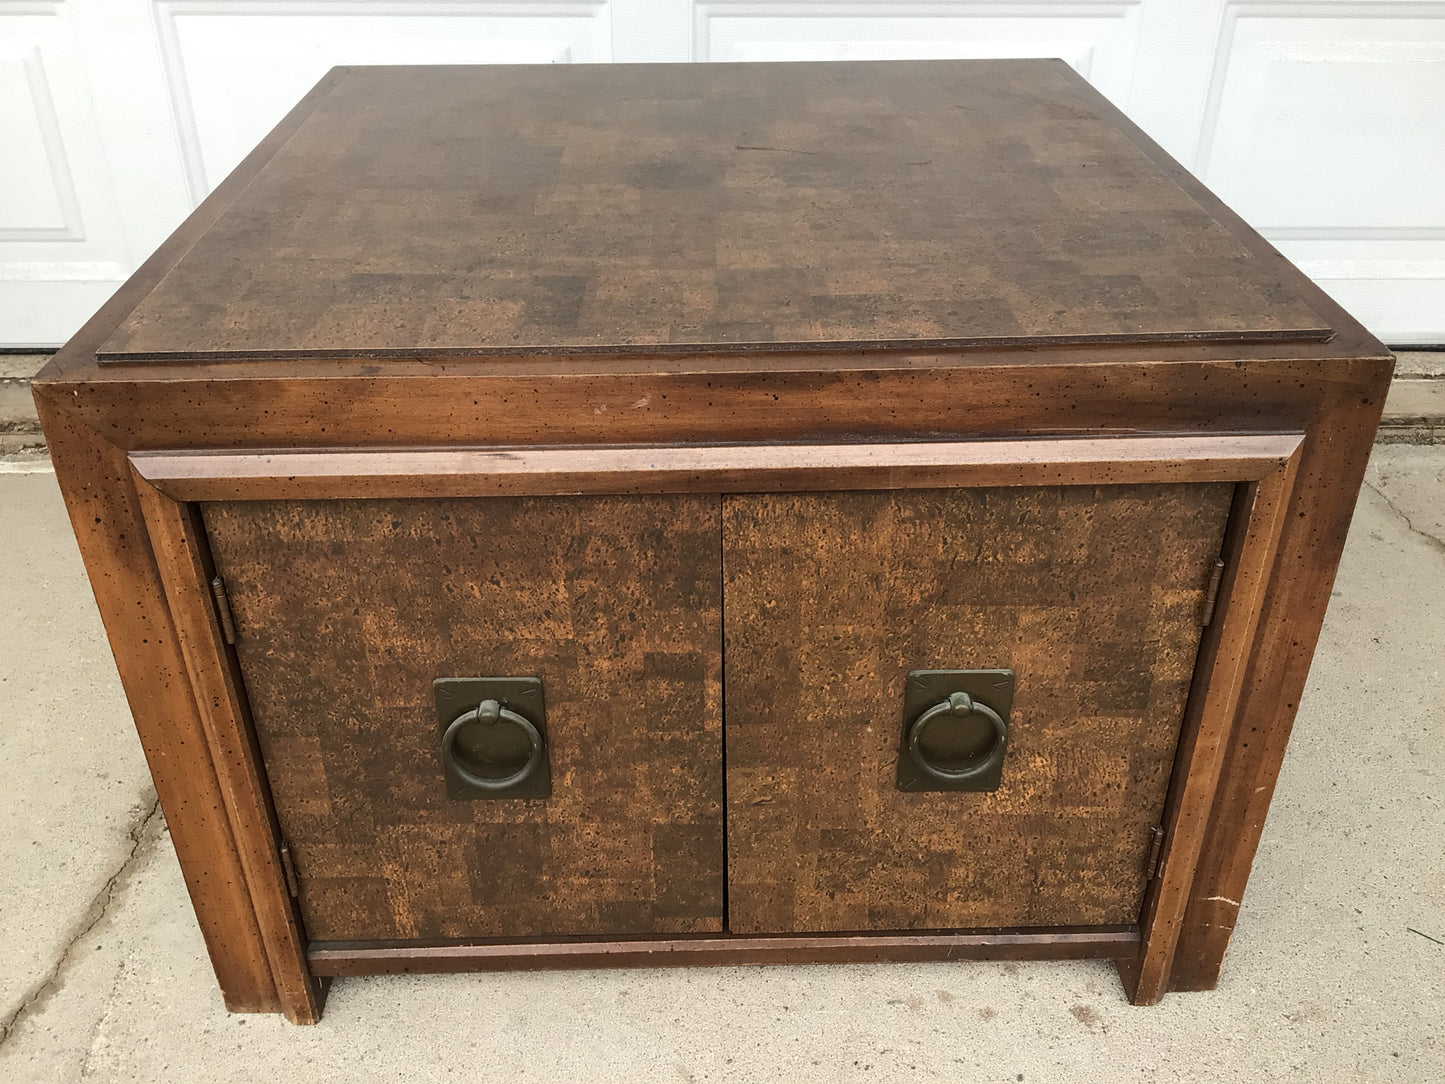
[99,61,1329,362]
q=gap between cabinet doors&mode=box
[129,431,1303,1015]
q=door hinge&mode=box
[1200,558,1226,627]
[1144,825,1166,880]
[209,575,238,645]
[279,840,300,898]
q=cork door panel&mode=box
[722,483,1234,934]
[202,495,723,942]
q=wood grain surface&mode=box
[201,494,723,942]
[1119,448,1298,1002]
[723,482,1233,934]
[32,405,286,1013]
[135,483,324,1022]
[99,60,1327,362]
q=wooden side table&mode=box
[33,60,1392,1023]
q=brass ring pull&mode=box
[906,691,1008,784]
[441,699,545,792]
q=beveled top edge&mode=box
[96,326,1332,366]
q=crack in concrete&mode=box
[1363,479,1445,558]
[0,792,163,1048]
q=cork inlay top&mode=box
[100,61,1328,361]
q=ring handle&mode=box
[906,690,1008,784]
[441,699,545,792]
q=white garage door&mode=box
[2,0,1442,346]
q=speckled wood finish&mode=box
[202,494,723,942]
[722,483,1234,934]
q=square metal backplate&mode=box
[897,669,1016,793]
[433,676,551,800]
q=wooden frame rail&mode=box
[309,927,1140,976]
[131,433,1303,501]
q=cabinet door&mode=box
[722,483,1233,934]
[204,494,723,942]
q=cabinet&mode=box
[33,60,1392,1023]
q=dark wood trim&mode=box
[1168,376,1392,990]
[1119,442,1302,1003]
[308,927,1140,976]
[130,433,1304,502]
[31,399,282,1014]
[40,335,1394,389]
[131,475,325,1024]
[99,327,1334,365]
[37,359,1386,456]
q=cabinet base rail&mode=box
[309,926,1139,976]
